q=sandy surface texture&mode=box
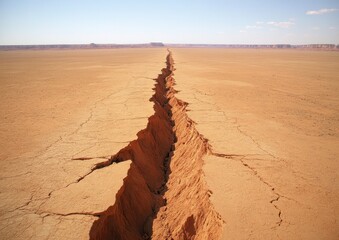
[0,49,165,239]
[172,48,339,240]
[0,48,338,239]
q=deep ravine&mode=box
[89,50,223,240]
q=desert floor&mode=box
[0,48,338,239]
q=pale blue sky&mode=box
[1,0,339,45]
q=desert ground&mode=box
[0,48,338,239]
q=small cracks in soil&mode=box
[71,156,111,161]
[211,151,284,228]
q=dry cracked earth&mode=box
[0,48,338,239]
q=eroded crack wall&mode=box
[89,50,223,239]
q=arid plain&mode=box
[0,48,338,239]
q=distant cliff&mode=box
[166,44,339,50]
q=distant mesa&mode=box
[150,42,165,47]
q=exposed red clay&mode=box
[89,50,223,240]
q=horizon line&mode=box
[1,42,339,46]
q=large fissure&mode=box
[89,50,223,239]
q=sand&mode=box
[172,48,339,240]
[0,49,165,239]
[0,48,338,239]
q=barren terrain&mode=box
[0,49,164,239]
[173,48,339,239]
[0,48,338,239]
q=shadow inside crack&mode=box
[89,60,176,239]
[87,51,223,240]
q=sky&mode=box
[0,0,339,45]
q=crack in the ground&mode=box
[78,50,224,239]
[15,158,121,215]
[39,211,101,219]
[189,90,287,165]
[232,117,287,164]
[7,194,35,213]
[71,156,111,161]
[211,152,284,228]
[32,89,123,164]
